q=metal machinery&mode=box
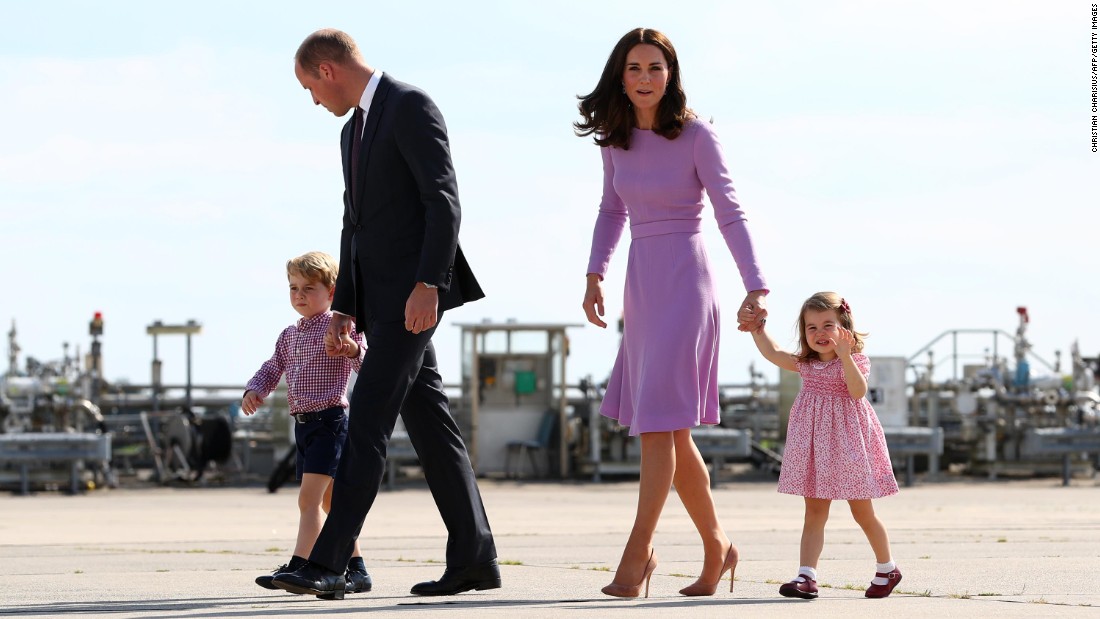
[763,306,1099,484]
[0,315,275,493]
[1,317,112,493]
[906,307,1100,483]
[4,306,1094,491]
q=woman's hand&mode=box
[582,273,608,328]
[736,290,768,332]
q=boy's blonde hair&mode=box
[796,291,868,362]
[286,251,339,288]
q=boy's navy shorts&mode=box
[292,406,348,480]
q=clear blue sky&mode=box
[0,0,1093,390]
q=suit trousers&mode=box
[309,317,497,573]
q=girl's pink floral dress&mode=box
[779,353,899,500]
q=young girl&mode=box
[750,292,901,599]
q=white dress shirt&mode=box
[355,70,384,137]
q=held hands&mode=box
[831,326,855,358]
[241,390,264,415]
[325,312,356,357]
[582,274,607,328]
[405,283,438,334]
[736,290,768,333]
[324,329,360,358]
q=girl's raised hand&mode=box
[833,327,854,357]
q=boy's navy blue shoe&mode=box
[255,556,306,590]
[272,562,347,600]
[345,567,372,594]
[255,569,283,590]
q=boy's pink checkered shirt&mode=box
[245,311,364,414]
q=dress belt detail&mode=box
[630,219,702,240]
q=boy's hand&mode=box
[242,390,264,415]
[326,312,354,357]
[324,329,359,358]
[338,332,359,358]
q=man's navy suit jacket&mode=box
[333,73,484,329]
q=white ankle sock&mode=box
[796,566,817,582]
[872,560,896,585]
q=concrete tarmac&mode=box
[0,475,1097,618]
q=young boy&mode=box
[242,251,370,597]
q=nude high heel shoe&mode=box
[678,543,738,596]
[601,549,657,598]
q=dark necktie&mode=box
[350,106,364,205]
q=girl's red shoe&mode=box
[864,567,902,598]
[778,576,818,599]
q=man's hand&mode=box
[405,283,438,334]
[326,312,355,356]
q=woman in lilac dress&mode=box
[578,28,770,598]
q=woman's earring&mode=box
[622,84,626,94]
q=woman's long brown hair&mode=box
[574,28,693,150]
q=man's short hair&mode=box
[295,28,360,76]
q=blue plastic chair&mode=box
[504,410,557,479]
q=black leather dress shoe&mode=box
[255,574,279,590]
[256,557,306,590]
[255,568,283,590]
[410,559,502,596]
[272,562,347,600]
[345,567,372,594]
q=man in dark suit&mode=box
[274,28,499,600]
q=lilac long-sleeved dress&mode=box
[587,118,767,436]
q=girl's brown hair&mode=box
[796,291,868,362]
